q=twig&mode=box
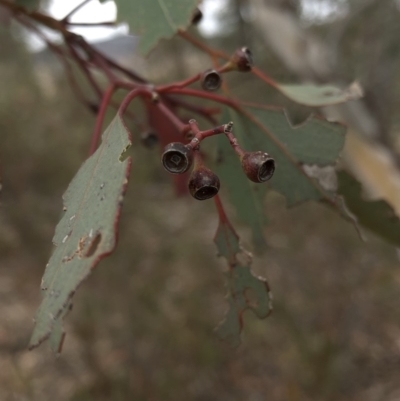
[89,84,116,156]
[62,0,92,22]
[66,41,103,100]
[65,21,116,27]
[178,30,229,60]
[155,101,189,135]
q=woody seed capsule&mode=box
[200,69,222,92]
[162,142,193,174]
[241,151,275,183]
[188,166,220,200]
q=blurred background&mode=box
[1,0,400,400]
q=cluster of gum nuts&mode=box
[161,120,275,200]
[142,47,275,200]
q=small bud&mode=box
[140,131,158,149]
[200,69,222,92]
[191,8,203,25]
[230,47,253,72]
[188,166,220,200]
[162,142,193,174]
[241,151,275,183]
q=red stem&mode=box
[178,30,279,90]
[157,73,201,93]
[155,101,190,136]
[88,84,116,156]
[166,88,240,110]
[158,65,231,93]
[62,0,92,22]
[251,67,279,89]
[118,87,153,118]
[66,42,103,99]
[65,21,116,27]
[186,121,227,150]
[214,195,229,223]
[164,96,220,124]
[225,131,244,158]
[178,30,229,61]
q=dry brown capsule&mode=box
[188,166,220,200]
[241,151,275,183]
[200,69,222,92]
[140,131,158,149]
[162,142,193,174]
[191,7,203,25]
[230,47,253,72]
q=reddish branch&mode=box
[89,84,116,156]
[0,0,343,220]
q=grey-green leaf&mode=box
[112,0,199,54]
[242,107,346,205]
[29,116,132,351]
[214,211,272,347]
[276,82,363,107]
[214,216,240,265]
[338,171,400,246]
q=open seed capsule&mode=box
[200,69,222,92]
[241,151,275,183]
[188,166,220,200]
[191,7,203,25]
[162,142,193,174]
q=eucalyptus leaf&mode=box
[338,171,400,246]
[215,106,346,247]
[29,116,132,351]
[276,81,363,107]
[111,0,199,54]
[214,209,272,347]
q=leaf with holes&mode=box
[29,115,132,352]
[215,107,346,248]
[338,171,400,246]
[214,209,272,347]
[110,0,199,54]
[275,81,363,107]
[243,107,346,205]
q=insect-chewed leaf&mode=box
[216,265,272,348]
[338,171,400,246]
[214,217,240,265]
[276,81,363,107]
[213,210,272,347]
[215,107,346,248]
[234,107,345,204]
[29,116,132,351]
[110,0,200,54]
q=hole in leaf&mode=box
[119,144,132,162]
[85,233,102,258]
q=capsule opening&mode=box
[194,185,219,200]
[258,158,275,182]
